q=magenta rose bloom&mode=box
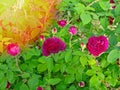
[42,37,66,56]
[68,26,77,35]
[7,43,20,56]
[87,36,109,56]
[57,20,67,28]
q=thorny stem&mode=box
[15,57,23,73]
[87,0,100,7]
[69,35,73,48]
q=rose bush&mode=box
[0,0,120,90]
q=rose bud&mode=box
[80,42,86,52]
[7,43,20,56]
[40,35,45,41]
[116,58,120,67]
[108,16,114,25]
[68,26,77,35]
[110,0,115,9]
[52,27,57,34]
[6,82,11,89]
[57,20,67,28]
[78,81,85,87]
[110,0,114,3]
[37,86,44,90]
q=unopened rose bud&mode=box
[6,82,11,89]
[40,35,45,41]
[36,45,41,49]
[80,42,86,52]
[116,58,120,67]
[110,0,114,3]
[57,19,67,28]
[108,16,114,25]
[78,81,85,87]
[52,27,57,34]
[68,26,77,35]
[36,86,44,90]
[110,0,115,9]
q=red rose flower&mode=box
[42,37,66,56]
[87,36,109,56]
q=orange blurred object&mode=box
[0,0,60,53]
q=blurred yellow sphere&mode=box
[0,0,58,52]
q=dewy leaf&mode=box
[74,3,85,14]
[107,49,119,63]
[80,12,92,25]
[99,1,110,11]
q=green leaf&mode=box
[37,64,47,73]
[100,17,109,29]
[99,1,110,11]
[28,75,39,90]
[90,75,101,88]
[107,49,119,63]
[20,83,29,90]
[21,73,30,78]
[110,79,118,87]
[85,6,95,11]
[60,64,66,73]
[65,49,72,63]
[88,59,96,65]
[69,85,76,90]
[80,56,88,66]
[53,64,60,72]
[80,12,92,25]
[101,59,109,68]
[46,58,54,72]
[97,72,105,80]
[38,56,46,63]
[86,70,96,76]
[64,75,75,84]
[6,71,15,83]
[74,3,85,14]
[47,78,61,85]
[115,4,120,16]
[0,77,7,90]
[72,50,82,56]
[56,83,67,90]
